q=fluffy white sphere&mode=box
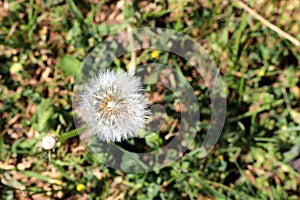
[77,70,150,143]
[41,135,56,150]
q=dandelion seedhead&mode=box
[77,70,150,143]
[41,135,56,150]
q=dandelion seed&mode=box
[41,135,56,150]
[77,70,150,143]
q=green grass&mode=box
[0,0,300,199]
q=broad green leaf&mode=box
[33,99,55,133]
[59,55,82,76]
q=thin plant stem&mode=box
[57,127,86,143]
[127,26,136,76]
[233,0,300,47]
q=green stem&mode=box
[58,127,86,143]
[228,99,284,123]
[127,26,136,77]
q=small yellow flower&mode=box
[88,37,95,46]
[151,50,160,59]
[76,184,85,192]
[217,155,224,160]
[258,70,265,77]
